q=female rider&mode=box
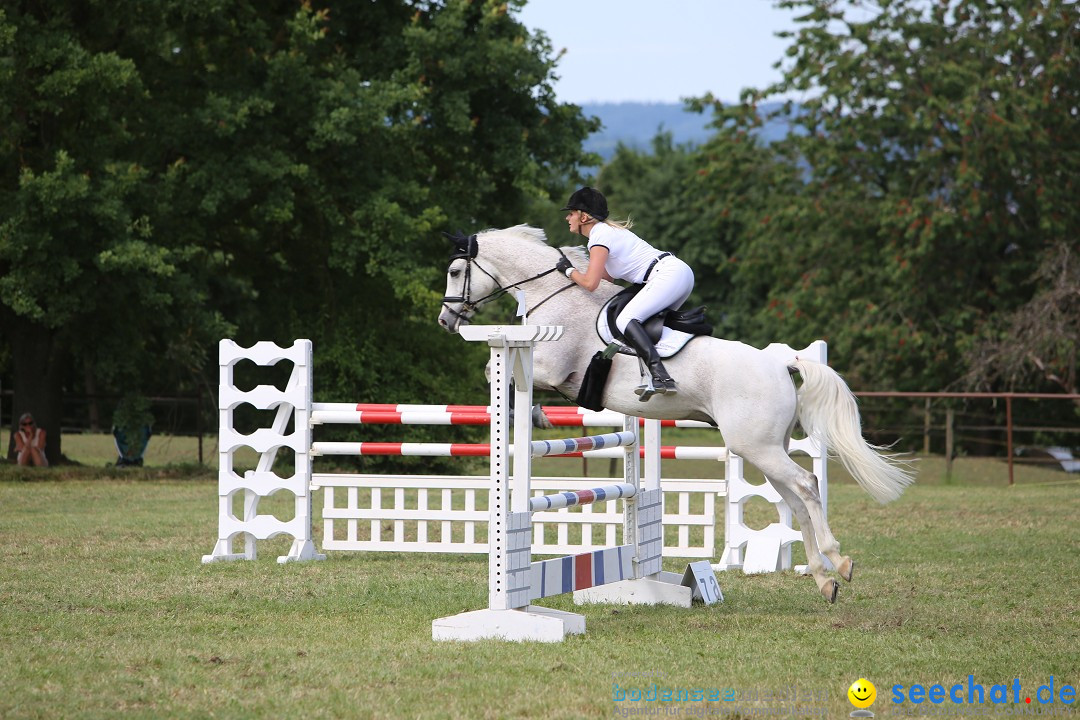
[555,187,695,397]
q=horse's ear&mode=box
[443,229,478,259]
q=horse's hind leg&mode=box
[783,465,854,583]
[767,479,839,603]
[744,449,850,601]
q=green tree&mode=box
[0,4,230,462]
[0,1,596,463]
[691,0,1079,391]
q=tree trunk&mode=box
[6,317,65,464]
[84,358,101,432]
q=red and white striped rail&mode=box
[310,440,727,461]
[309,403,723,459]
[310,402,712,429]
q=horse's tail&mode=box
[791,359,915,504]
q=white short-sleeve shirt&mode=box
[587,223,663,284]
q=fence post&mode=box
[923,398,931,454]
[197,383,204,466]
[945,407,954,479]
[1006,396,1014,486]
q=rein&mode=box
[441,240,575,322]
[524,281,576,316]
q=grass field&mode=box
[53,432,223,469]
[2,437,1078,719]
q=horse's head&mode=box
[437,230,501,333]
[437,225,584,333]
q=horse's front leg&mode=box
[531,404,554,429]
[485,356,571,430]
[528,349,585,429]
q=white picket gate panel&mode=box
[313,473,720,558]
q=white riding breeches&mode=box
[614,255,695,333]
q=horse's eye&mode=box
[449,269,461,279]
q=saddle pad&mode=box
[596,302,695,358]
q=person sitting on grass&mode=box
[13,412,49,467]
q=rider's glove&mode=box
[556,256,574,278]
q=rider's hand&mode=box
[556,256,573,278]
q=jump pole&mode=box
[432,325,690,643]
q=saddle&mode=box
[576,286,712,411]
[601,284,712,351]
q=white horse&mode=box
[437,225,913,603]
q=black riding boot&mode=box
[622,319,677,398]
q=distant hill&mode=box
[580,101,798,161]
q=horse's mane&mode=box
[478,224,588,266]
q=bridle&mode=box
[440,231,576,324]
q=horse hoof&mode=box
[822,580,839,604]
[531,405,554,430]
[838,556,855,583]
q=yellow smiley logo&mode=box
[848,678,877,709]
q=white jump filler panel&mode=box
[202,339,325,565]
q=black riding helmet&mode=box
[561,186,609,221]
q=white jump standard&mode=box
[203,340,324,565]
[432,325,691,642]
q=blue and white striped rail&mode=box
[527,483,637,513]
[528,431,636,458]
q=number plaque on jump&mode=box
[681,561,723,605]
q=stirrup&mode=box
[633,355,676,400]
[635,381,660,402]
[634,374,676,401]
[635,376,654,399]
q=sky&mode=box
[515,0,801,105]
